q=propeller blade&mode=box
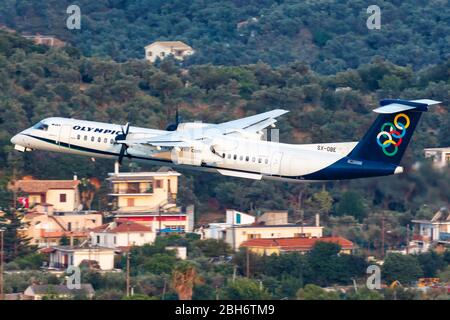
[116,122,131,165]
[124,122,130,135]
[118,144,127,165]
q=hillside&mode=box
[1,29,449,221]
[1,0,450,73]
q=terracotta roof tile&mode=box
[11,180,80,193]
[240,237,354,251]
[91,219,152,234]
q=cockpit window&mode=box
[33,122,49,131]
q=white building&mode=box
[90,219,155,249]
[409,208,450,253]
[46,245,116,270]
[197,209,323,251]
[424,147,450,169]
[145,41,194,63]
[198,209,256,240]
[166,246,187,260]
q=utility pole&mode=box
[0,229,4,300]
[246,248,250,278]
[380,215,385,258]
[126,251,131,297]
[406,224,410,254]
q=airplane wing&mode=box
[218,109,289,134]
[117,109,289,148]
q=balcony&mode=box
[110,187,154,195]
[39,229,89,238]
[412,234,431,242]
[439,232,450,241]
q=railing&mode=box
[439,232,450,241]
[40,229,89,238]
[412,235,431,242]
[112,187,154,194]
[48,262,68,269]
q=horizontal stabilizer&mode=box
[373,99,441,114]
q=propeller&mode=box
[166,109,180,131]
[115,123,130,165]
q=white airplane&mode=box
[11,99,441,183]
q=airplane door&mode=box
[270,152,283,175]
[58,125,72,150]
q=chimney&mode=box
[315,213,320,227]
[73,173,78,181]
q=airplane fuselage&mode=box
[11,117,402,182]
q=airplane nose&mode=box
[11,134,22,145]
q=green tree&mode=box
[382,253,423,285]
[336,191,366,221]
[0,209,35,262]
[296,284,340,300]
[307,242,342,286]
[223,278,271,300]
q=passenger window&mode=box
[97,137,101,143]
[239,156,243,161]
[222,153,225,158]
[104,138,108,143]
[110,139,115,144]
[252,157,256,162]
[265,159,269,164]
[84,136,87,141]
[258,158,262,164]
[227,154,231,159]
[246,156,249,162]
[77,135,80,140]
[91,136,94,142]
[233,155,237,160]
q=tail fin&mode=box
[349,99,441,165]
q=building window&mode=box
[60,194,67,203]
[113,236,116,244]
[161,52,165,57]
[140,233,144,237]
[67,222,72,231]
[155,180,163,188]
[96,235,100,244]
[127,198,135,207]
[148,51,152,57]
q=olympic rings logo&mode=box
[376,113,410,156]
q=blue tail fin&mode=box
[349,99,441,165]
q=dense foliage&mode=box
[0,30,449,254]
[1,1,449,73]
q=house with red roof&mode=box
[90,219,155,250]
[240,236,355,255]
[10,177,81,212]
